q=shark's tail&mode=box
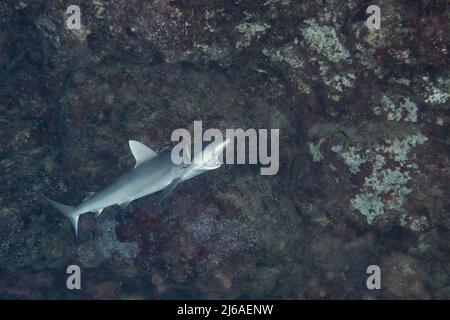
[43,196,79,237]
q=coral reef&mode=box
[0,0,448,299]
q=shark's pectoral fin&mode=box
[158,178,181,206]
[118,200,132,209]
[129,140,158,168]
[84,193,104,217]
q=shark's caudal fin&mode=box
[43,196,79,237]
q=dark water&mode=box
[0,0,449,300]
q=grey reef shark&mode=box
[44,138,230,237]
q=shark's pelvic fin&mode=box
[129,140,158,167]
[82,192,104,217]
[158,178,181,206]
[43,196,80,237]
[93,208,104,217]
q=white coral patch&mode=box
[421,76,449,105]
[334,134,428,224]
[235,22,271,49]
[263,46,304,69]
[376,95,418,123]
[300,19,351,63]
[331,145,367,173]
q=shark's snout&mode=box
[193,138,231,169]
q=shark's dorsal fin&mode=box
[129,140,158,167]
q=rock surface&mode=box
[0,0,448,299]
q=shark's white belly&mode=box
[74,159,176,215]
